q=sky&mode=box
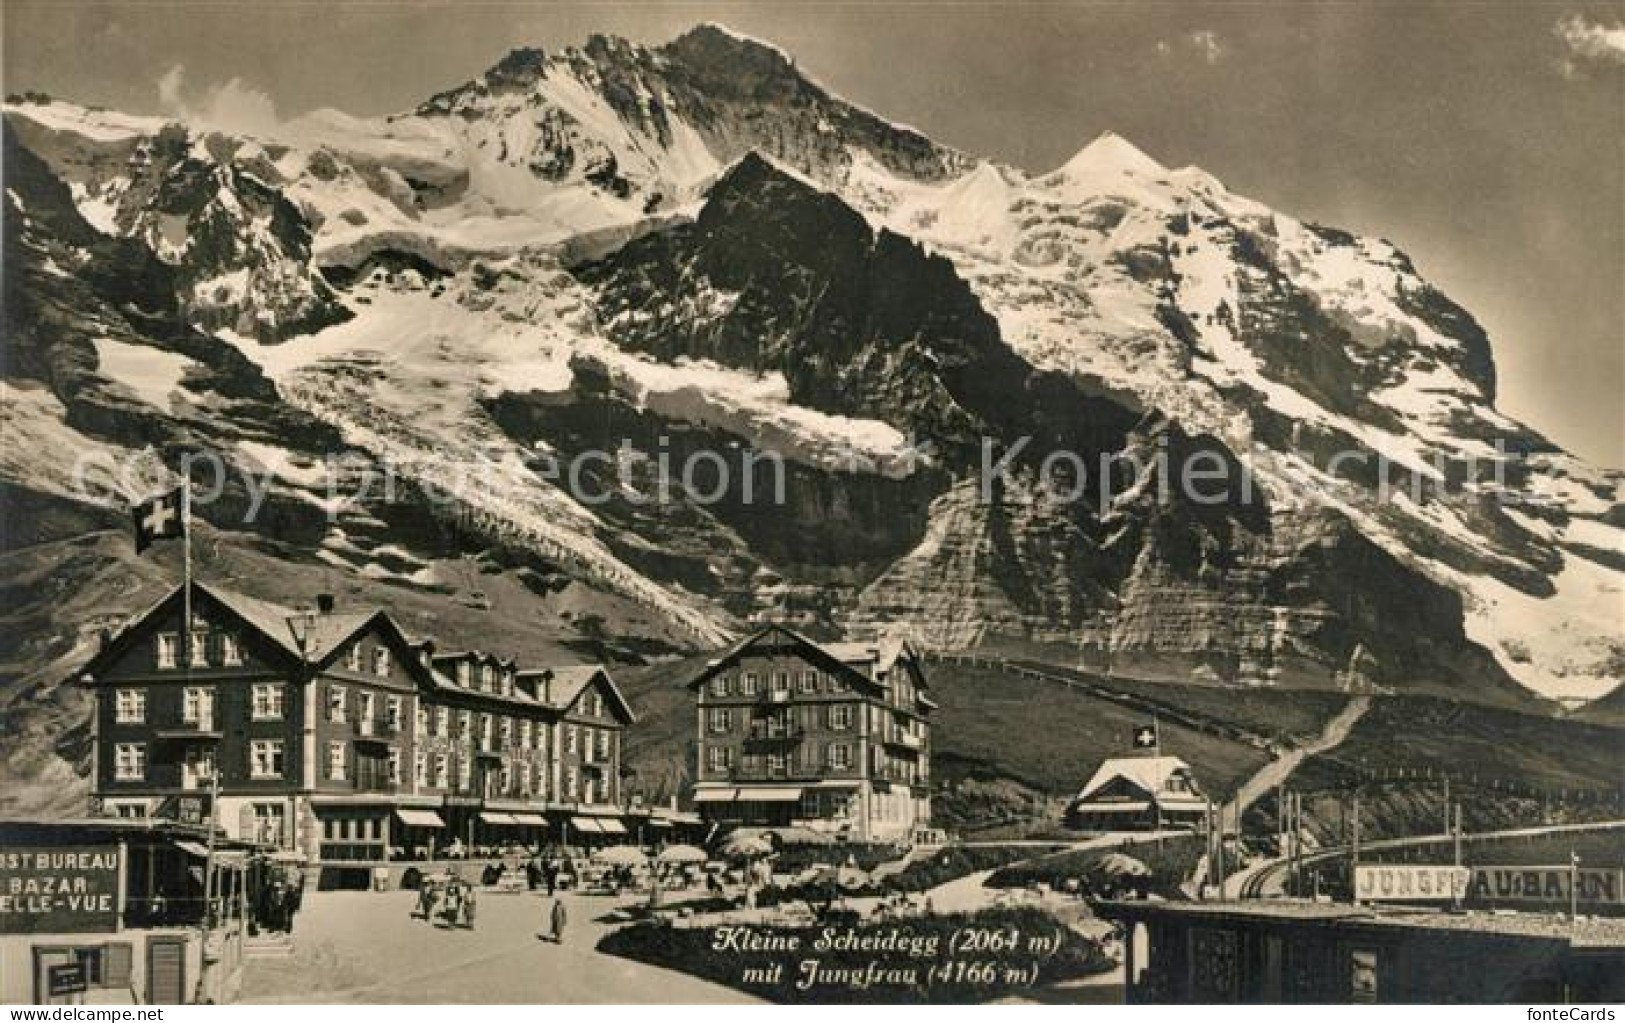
[5,1,1623,467]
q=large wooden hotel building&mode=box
[78,581,643,861]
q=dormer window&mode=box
[220,634,243,666]
[456,661,471,687]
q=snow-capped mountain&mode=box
[4,22,1620,718]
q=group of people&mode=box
[409,866,571,944]
[248,861,304,935]
[412,871,478,929]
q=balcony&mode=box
[883,732,925,751]
[157,718,221,740]
[354,777,399,794]
[746,722,805,743]
[354,718,401,741]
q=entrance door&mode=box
[147,936,186,1004]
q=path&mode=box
[1223,694,1371,825]
[238,889,762,1004]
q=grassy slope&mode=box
[0,515,705,816]
[1264,694,1625,842]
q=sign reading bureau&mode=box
[0,846,121,934]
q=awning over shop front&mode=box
[510,813,548,827]
[173,840,210,858]
[571,817,604,834]
[1074,801,1152,813]
[692,788,739,803]
[479,811,521,826]
[737,787,804,802]
[396,809,446,829]
[596,819,628,835]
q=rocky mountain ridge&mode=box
[3,20,1620,749]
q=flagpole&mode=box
[181,477,194,668]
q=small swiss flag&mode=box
[132,486,187,554]
[1132,722,1159,750]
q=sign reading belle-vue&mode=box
[0,846,121,934]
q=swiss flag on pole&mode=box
[1132,722,1159,751]
[132,485,187,554]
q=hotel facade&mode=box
[79,581,643,861]
[687,626,936,843]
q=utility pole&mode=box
[1570,851,1580,923]
[1442,775,1451,836]
[1451,802,1464,910]
[1349,786,1362,905]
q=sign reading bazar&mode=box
[0,846,121,934]
[1354,864,1470,902]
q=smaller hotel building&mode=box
[687,626,935,843]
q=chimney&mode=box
[315,593,336,614]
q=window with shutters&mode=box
[346,645,364,673]
[771,671,789,694]
[372,647,391,677]
[414,751,428,788]
[328,685,347,723]
[182,686,213,726]
[707,708,732,734]
[828,743,852,770]
[709,674,730,698]
[798,670,818,693]
[327,742,346,781]
[741,672,759,695]
[115,688,146,724]
[829,704,853,730]
[385,695,402,732]
[251,684,284,721]
[250,740,284,779]
[155,633,179,670]
[114,743,145,781]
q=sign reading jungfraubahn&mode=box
[1467,866,1624,906]
[1354,865,1470,901]
[0,846,121,934]
[1354,863,1625,906]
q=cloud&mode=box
[1554,12,1625,77]
[1153,29,1226,66]
[156,63,281,136]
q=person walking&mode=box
[548,895,568,944]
